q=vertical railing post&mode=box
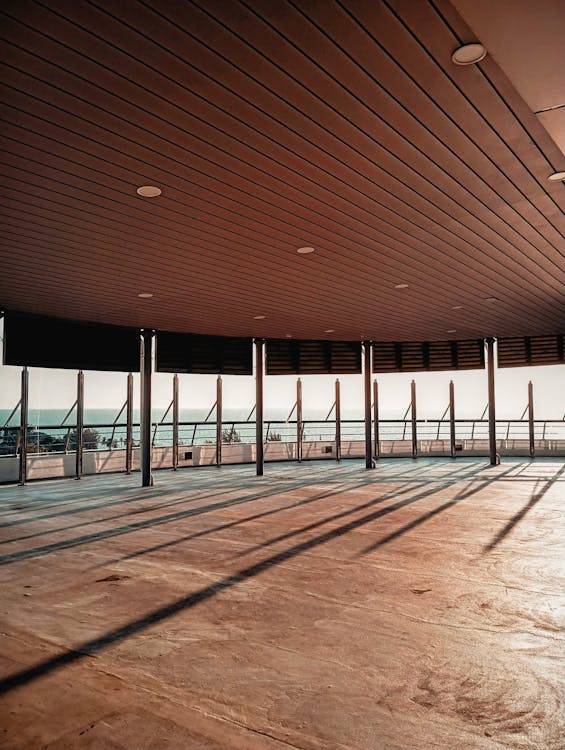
[19,367,29,486]
[363,341,373,469]
[449,380,456,459]
[335,378,341,461]
[140,330,154,487]
[486,338,498,465]
[373,379,380,460]
[296,377,303,463]
[255,339,264,476]
[528,381,535,459]
[216,375,222,467]
[173,374,179,470]
[126,372,133,474]
[75,370,84,479]
[411,379,417,459]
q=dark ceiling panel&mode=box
[0,0,563,343]
[156,331,252,375]
[2,312,140,372]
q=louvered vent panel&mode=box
[156,332,252,374]
[266,340,361,374]
[498,335,564,368]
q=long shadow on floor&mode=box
[482,464,565,553]
[0,462,503,693]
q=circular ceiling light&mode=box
[253,315,266,320]
[451,43,486,65]
[137,293,154,298]
[451,305,463,310]
[285,333,292,338]
[548,171,565,182]
[296,246,315,254]
[324,329,335,334]
[484,296,499,303]
[136,185,162,197]
[395,283,409,289]
[447,329,457,334]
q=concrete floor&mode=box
[0,458,564,749]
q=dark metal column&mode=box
[363,341,373,469]
[172,374,179,470]
[296,377,303,463]
[528,381,535,459]
[335,378,341,461]
[75,370,84,480]
[486,337,498,466]
[373,379,380,460]
[255,339,264,476]
[140,330,154,487]
[449,380,456,459]
[19,367,29,486]
[216,375,222,467]
[126,372,133,474]
[411,380,417,459]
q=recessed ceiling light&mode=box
[285,333,292,338]
[451,43,486,65]
[136,185,162,197]
[296,246,315,254]
[452,305,463,310]
[137,293,154,298]
[395,283,409,289]
[447,329,457,334]
[484,297,499,303]
[548,171,565,182]
[324,329,335,333]
[253,315,266,320]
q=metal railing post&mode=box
[373,379,380,460]
[486,338,498,465]
[449,380,456,458]
[19,367,28,486]
[216,375,222,467]
[411,379,417,459]
[255,339,264,476]
[173,374,179,470]
[297,377,303,463]
[335,378,341,461]
[140,330,154,487]
[528,381,535,459]
[75,370,84,479]
[126,372,133,474]
[363,341,373,469]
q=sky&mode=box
[1,315,563,421]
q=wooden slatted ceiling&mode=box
[0,0,564,342]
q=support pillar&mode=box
[296,377,303,463]
[411,380,417,459]
[216,375,222,467]
[528,381,535,459]
[335,378,341,461]
[486,338,498,466]
[449,380,456,459]
[75,370,84,479]
[363,341,373,469]
[255,339,264,476]
[126,372,133,474]
[19,367,28,486]
[140,330,154,487]
[373,379,380,460]
[172,374,179,470]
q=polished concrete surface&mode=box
[0,459,564,749]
